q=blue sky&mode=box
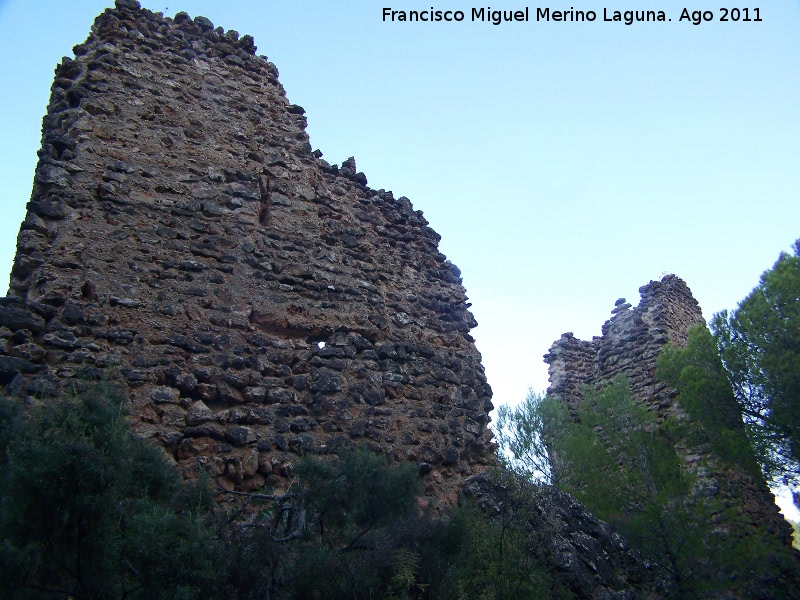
[1,1,799,512]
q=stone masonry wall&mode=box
[544,274,795,551]
[0,0,494,506]
[544,275,705,412]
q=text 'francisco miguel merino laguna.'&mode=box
[382,7,763,25]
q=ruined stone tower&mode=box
[544,275,795,551]
[0,0,494,505]
[545,275,705,413]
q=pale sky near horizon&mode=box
[1,1,799,515]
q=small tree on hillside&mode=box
[494,390,563,485]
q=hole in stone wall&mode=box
[305,332,332,347]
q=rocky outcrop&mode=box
[461,472,669,599]
[0,0,494,506]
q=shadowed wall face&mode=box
[0,0,494,505]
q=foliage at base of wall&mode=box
[0,385,222,599]
[0,385,571,600]
[657,325,763,482]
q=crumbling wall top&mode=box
[545,274,705,409]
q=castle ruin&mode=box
[0,0,494,506]
[544,275,795,552]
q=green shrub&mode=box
[0,386,222,599]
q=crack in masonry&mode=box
[258,173,270,226]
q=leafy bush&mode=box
[285,448,422,599]
[0,386,222,599]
